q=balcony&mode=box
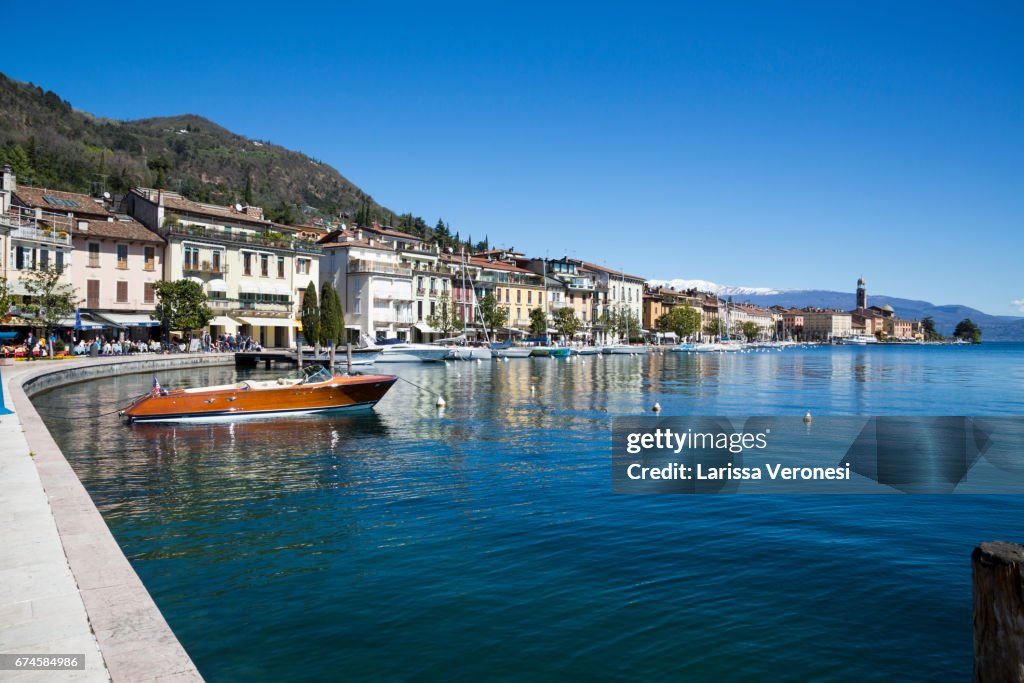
[162,223,322,254]
[183,261,230,275]
[348,259,412,277]
[373,292,415,302]
[372,310,416,324]
[4,207,74,246]
[416,287,426,296]
[238,301,293,312]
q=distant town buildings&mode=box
[0,164,923,346]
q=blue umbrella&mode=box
[75,307,82,331]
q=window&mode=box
[277,256,285,278]
[39,249,49,270]
[117,244,128,269]
[516,289,521,304]
[87,280,100,308]
[144,282,155,304]
[354,299,361,314]
[116,281,128,303]
[144,246,155,271]
[296,258,310,275]
[261,254,269,277]
[243,253,253,276]
[430,301,436,317]
[528,291,532,305]
[211,251,221,273]
[417,301,423,320]
[56,250,64,274]
[88,243,100,267]
[430,277,437,293]
[184,246,199,271]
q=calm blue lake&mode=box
[34,344,1024,681]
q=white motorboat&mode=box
[603,344,649,355]
[376,343,451,363]
[301,348,381,366]
[840,334,879,345]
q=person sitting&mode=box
[73,340,87,355]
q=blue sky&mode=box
[4,2,1021,314]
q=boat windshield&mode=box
[300,365,333,384]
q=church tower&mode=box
[856,278,867,310]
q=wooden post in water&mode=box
[346,343,353,375]
[973,541,1024,682]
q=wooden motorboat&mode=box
[120,366,398,423]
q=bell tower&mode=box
[856,278,867,310]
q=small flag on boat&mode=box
[152,376,161,396]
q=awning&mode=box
[235,316,297,328]
[209,316,238,329]
[207,279,228,293]
[258,283,276,294]
[186,276,203,286]
[95,312,161,328]
[0,315,33,327]
[239,282,260,294]
[413,322,437,333]
[57,316,106,330]
[274,284,291,296]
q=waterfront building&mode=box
[579,262,644,343]
[126,188,320,348]
[801,308,853,341]
[319,229,415,342]
[773,307,805,340]
[12,185,165,338]
[521,257,596,337]
[471,255,544,335]
[393,236,450,342]
[1,169,76,321]
[847,279,918,341]
[727,303,775,340]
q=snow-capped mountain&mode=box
[646,278,786,297]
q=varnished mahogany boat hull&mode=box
[121,374,398,423]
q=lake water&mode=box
[34,344,1024,681]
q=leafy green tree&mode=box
[0,278,13,320]
[529,307,548,337]
[147,156,172,188]
[300,282,321,364]
[953,318,982,343]
[703,319,724,339]
[739,321,761,341]
[920,316,943,341]
[552,307,581,339]
[427,292,464,336]
[656,305,701,339]
[151,279,213,342]
[478,293,508,332]
[602,303,640,342]
[22,267,78,356]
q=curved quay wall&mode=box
[12,354,237,682]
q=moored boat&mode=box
[376,343,451,363]
[531,346,572,358]
[120,366,397,423]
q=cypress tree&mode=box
[300,282,320,365]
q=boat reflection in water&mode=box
[120,365,398,423]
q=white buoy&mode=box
[436,396,446,408]
[476,358,482,364]
[652,401,661,413]
[803,410,812,423]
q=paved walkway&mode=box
[0,356,228,682]
[0,361,109,682]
